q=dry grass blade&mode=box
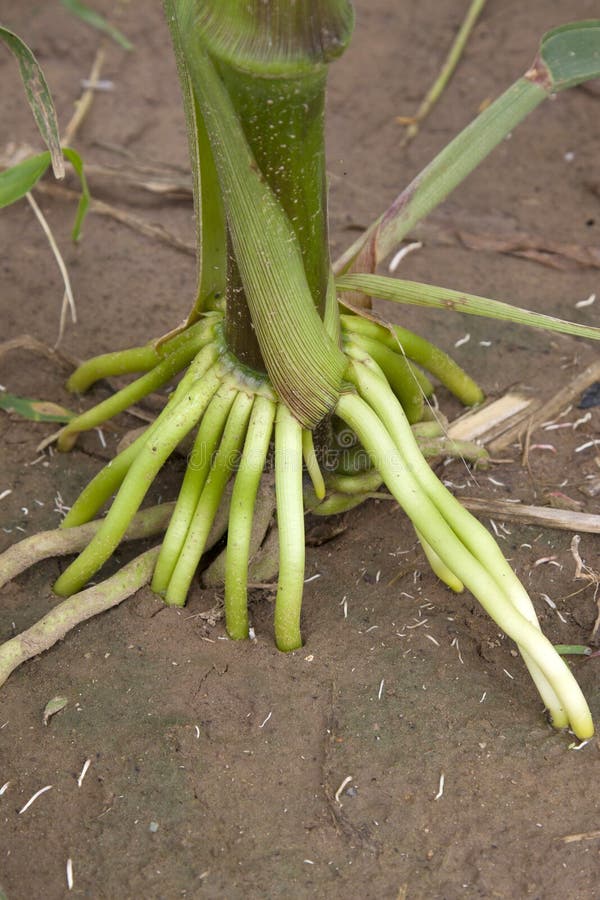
[570,535,600,640]
[81,161,193,198]
[0,334,76,369]
[61,47,106,148]
[397,0,487,145]
[25,192,76,346]
[411,215,600,272]
[447,390,534,444]
[561,829,600,844]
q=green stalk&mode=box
[343,341,388,382]
[217,65,330,323]
[164,0,227,319]
[151,382,238,595]
[54,366,223,596]
[173,0,350,426]
[191,0,354,74]
[225,396,277,639]
[348,360,545,625]
[165,390,254,606]
[67,345,160,394]
[325,469,383,495]
[306,489,382,516]
[336,390,593,738]
[274,404,305,651]
[204,474,275,587]
[340,313,483,406]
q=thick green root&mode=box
[335,364,593,739]
[58,318,218,450]
[47,329,319,651]
[225,401,276,639]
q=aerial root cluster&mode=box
[0,313,592,737]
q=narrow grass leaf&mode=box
[0,27,64,177]
[336,274,600,343]
[0,392,74,423]
[62,147,90,240]
[334,21,599,277]
[60,0,133,51]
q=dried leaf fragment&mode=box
[43,695,68,725]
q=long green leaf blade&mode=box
[335,20,600,277]
[163,0,227,319]
[333,77,546,276]
[0,152,51,208]
[0,28,64,178]
[336,273,600,343]
[60,0,133,50]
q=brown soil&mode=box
[1,2,600,898]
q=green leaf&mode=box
[0,148,89,240]
[164,0,227,320]
[62,147,90,241]
[0,152,51,208]
[336,273,600,343]
[0,27,64,178]
[0,392,74,423]
[538,21,600,92]
[60,0,133,51]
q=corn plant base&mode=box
[0,313,593,738]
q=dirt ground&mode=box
[2,1,600,897]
